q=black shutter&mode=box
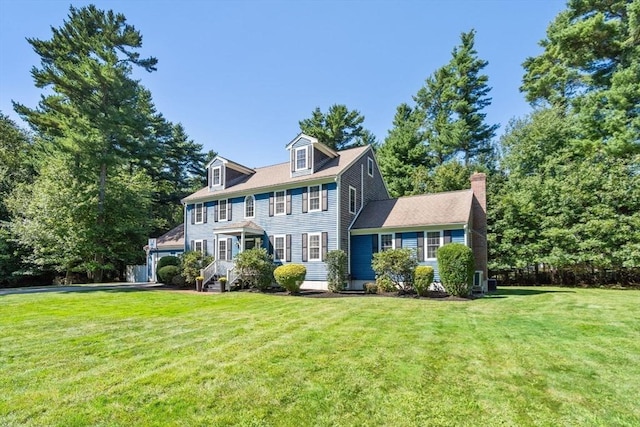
[203,204,208,224]
[322,232,328,261]
[190,206,195,224]
[269,235,274,256]
[269,194,274,216]
[444,230,452,244]
[417,232,424,261]
[307,145,312,170]
[372,234,379,253]
[213,201,218,222]
[190,240,195,251]
[322,185,328,211]
[286,234,292,262]
[227,200,232,221]
[290,149,295,172]
[302,187,308,213]
[302,233,308,262]
[227,238,233,261]
[395,234,402,249]
[286,191,292,215]
[203,239,208,255]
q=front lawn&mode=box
[1,287,639,426]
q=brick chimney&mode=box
[470,172,488,292]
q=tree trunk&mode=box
[94,161,107,282]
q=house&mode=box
[179,133,488,292]
[145,223,185,282]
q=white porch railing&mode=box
[201,259,236,285]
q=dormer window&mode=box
[295,147,308,171]
[211,166,221,186]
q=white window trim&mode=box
[308,185,321,212]
[367,157,374,177]
[295,147,308,171]
[244,195,255,219]
[195,203,204,224]
[274,190,286,216]
[218,199,229,222]
[274,234,286,261]
[308,232,322,261]
[218,239,227,261]
[211,165,222,187]
[380,233,394,252]
[194,239,204,254]
[349,186,357,214]
[425,230,443,261]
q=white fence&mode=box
[126,265,148,283]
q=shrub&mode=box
[375,275,396,293]
[157,265,180,284]
[180,251,214,285]
[371,248,418,292]
[437,243,474,297]
[171,274,186,287]
[274,264,307,294]
[364,282,378,294]
[414,265,435,296]
[156,255,179,279]
[234,248,274,291]
[326,250,348,292]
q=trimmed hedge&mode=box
[274,264,306,294]
[437,243,474,297]
[326,250,348,292]
[157,265,180,284]
[156,256,180,279]
[414,265,435,296]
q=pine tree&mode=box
[299,104,372,150]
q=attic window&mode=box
[211,166,221,186]
[367,157,374,177]
[295,147,308,171]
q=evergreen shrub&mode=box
[437,243,474,297]
[274,264,307,294]
[414,265,435,296]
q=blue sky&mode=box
[0,0,565,168]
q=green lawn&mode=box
[1,287,639,426]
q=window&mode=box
[308,233,321,261]
[218,199,228,221]
[426,231,441,259]
[211,166,221,186]
[194,240,204,253]
[367,157,374,177]
[308,185,320,211]
[195,203,204,224]
[274,235,285,261]
[295,147,308,170]
[218,239,227,261]
[380,234,393,251]
[274,190,286,215]
[349,186,357,214]
[244,195,255,218]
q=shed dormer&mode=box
[286,133,339,178]
[207,156,255,191]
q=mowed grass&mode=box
[1,287,639,426]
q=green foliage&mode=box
[234,248,274,291]
[437,243,474,297]
[299,104,373,150]
[156,255,179,279]
[273,264,307,294]
[157,265,180,284]
[325,250,348,292]
[372,249,418,292]
[375,275,396,293]
[364,282,378,294]
[414,266,435,297]
[180,251,213,285]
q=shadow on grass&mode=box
[486,287,576,298]
[0,284,161,297]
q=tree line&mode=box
[1,1,638,286]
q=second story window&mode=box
[195,203,204,224]
[295,147,308,170]
[244,195,255,218]
[308,185,320,211]
[218,199,228,221]
[349,186,357,214]
[211,166,221,186]
[275,190,285,215]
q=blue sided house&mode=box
[176,133,488,292]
